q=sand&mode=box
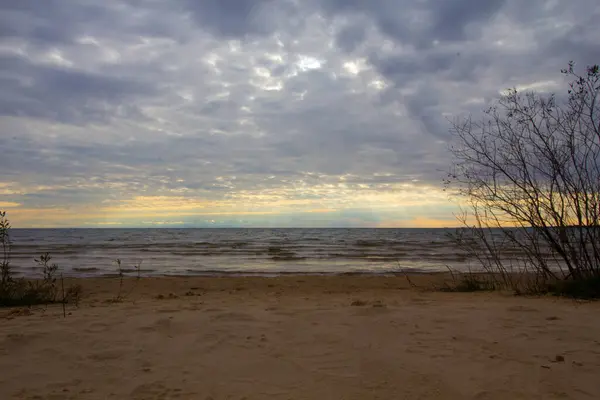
[1,275,599,400]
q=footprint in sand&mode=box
[210,311,257,322]
[130,381,192,399]
[87,349,124,361]
[1,332,43,352]
[203,308,224,313]
[84,322,112,334]
[507,305,540,313]
[138,316,189,337]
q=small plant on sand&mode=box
[1,211,12,290]
[63,281,83,307]
[0,211,83,308]
[33,253,59,302]
[438,267,496,293]
[114,258,125,301]
[110,258,142,303]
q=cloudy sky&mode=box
[1,0,599,228]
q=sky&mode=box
[1,0,599,228]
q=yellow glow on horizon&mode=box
[1,182,465,228]
[376,217,460,228]
[0,201,20,208]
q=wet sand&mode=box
[1,275,599,399]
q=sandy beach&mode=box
[1,275,599,399]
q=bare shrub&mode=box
[446,62,600,298]
[438,267,496,293]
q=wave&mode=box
[354,240,383,247]
[270,255,306,261]
[118,268,156,274]
[178,269,401,277]
[6,228,522,277]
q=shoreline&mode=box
[59,273,451,303]
[15,268,451,280]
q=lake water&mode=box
[7,228,476,277]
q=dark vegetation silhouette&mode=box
[445,62,600,298]
[0,211,82,308]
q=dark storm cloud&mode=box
[320,0,506,46]
[0,0,599,224]
[335,24,367,53]
[0,0,108,45]
[0,54,156,124]
[180,0,280,37]
[428,0,506,41]
[544,23,600,67]
[0,0,188,45]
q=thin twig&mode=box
[61,273,66,318]
[445,265,458,284]
[397,261,417,288]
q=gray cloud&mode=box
[0,0,599,225]
[0,0,189,45]
[335,23,367,53]
[181,0,282,38]
[0,54,156,124]
[319,0,507,47]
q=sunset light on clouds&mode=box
[1,1,599,228]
